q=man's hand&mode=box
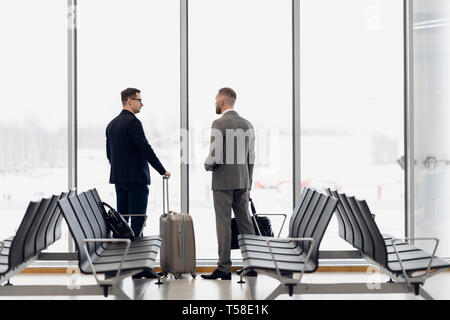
[163,171,171,178]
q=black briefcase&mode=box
[231,198,274,249]
[98,202,135,241]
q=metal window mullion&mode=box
[404,0,415,241]
[293,0,301,209]
[68,0,78,252]
[180,0,189,213]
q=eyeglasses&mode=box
[131,98,142,103]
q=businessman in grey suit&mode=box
[201,87,256,280]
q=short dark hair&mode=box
[121,88,141,105]
[218,87,236,106]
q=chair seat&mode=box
[386,244,421,254]
[80,241,160,274]
[242,257,316,273]
[100,241,161,257]
[240,235,315,273]
[238,235,298,249]
[240,244,303,255]
[388,250,432,262]
[1,238,13,249]
[387,255,450,274]
[0,249,10,275]
[242,250,306,263]
[90,238,162,264]
[0,264,9,275]
[81,258,156,274]
[0,255,8,265]
[385,239,409,246]
[1,247,9,256]
[93,250,158,264]
[104,236,162,249]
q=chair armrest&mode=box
[82,238,131,287]
[265,237,315,286]
[391,237,440,285]
[254,213,287,238]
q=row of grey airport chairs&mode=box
[237,186,449,300]
[237,188,338,298]
[326,188,450,295]
[0,191,73,284]
[2,186,448,300]
[57,189,163,297]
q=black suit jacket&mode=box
[106,110,166,185]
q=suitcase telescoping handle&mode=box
[163,176,170,216]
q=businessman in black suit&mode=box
[106,88,170,241]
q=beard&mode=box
[215,105,222,114]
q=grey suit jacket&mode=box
[204,110,255,191]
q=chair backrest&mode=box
[336,193,364,251]
[85,189,110,238]
[38,192,66,251]
[328,190,388,267]
[67,194,98,256]
[51,189,76,244]
[302,192,338,268]
[9,199,48,269]
[36,192,67,251]
[24,195,59,261]
[290,188,338,270]
[58,194,94,269]
[325,188,353,244]
[289,188,314,238]
[78,191,105,254]
[345,195,374,258]
[355,199,388,267]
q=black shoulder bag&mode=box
[98,202,135,241]
[231,198,274,249]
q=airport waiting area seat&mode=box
[238,187,449,300]
[0,191,73,288]
[1,189,162,299]
[237,188,338,299]
[56,189,163,299]
[325,189,450,299]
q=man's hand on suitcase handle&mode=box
[163,171,171,178]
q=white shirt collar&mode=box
[222,108,235,115]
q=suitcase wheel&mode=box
[174,273,183,280]
[191,273,196,279]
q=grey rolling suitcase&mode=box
[159,177,196,279]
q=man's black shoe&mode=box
[132,269,158,279]
[236,268,257,277]
[201,269,231,280]
[105,271,118,279]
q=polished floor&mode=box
[0,270,448,300]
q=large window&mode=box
[189,0,293,259]
[0,0,68,248]
[300,0,405,250]
[413,0,450,257]
[77,0,180,237]
[3,1,439,265]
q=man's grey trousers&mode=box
[213,189,255,273]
